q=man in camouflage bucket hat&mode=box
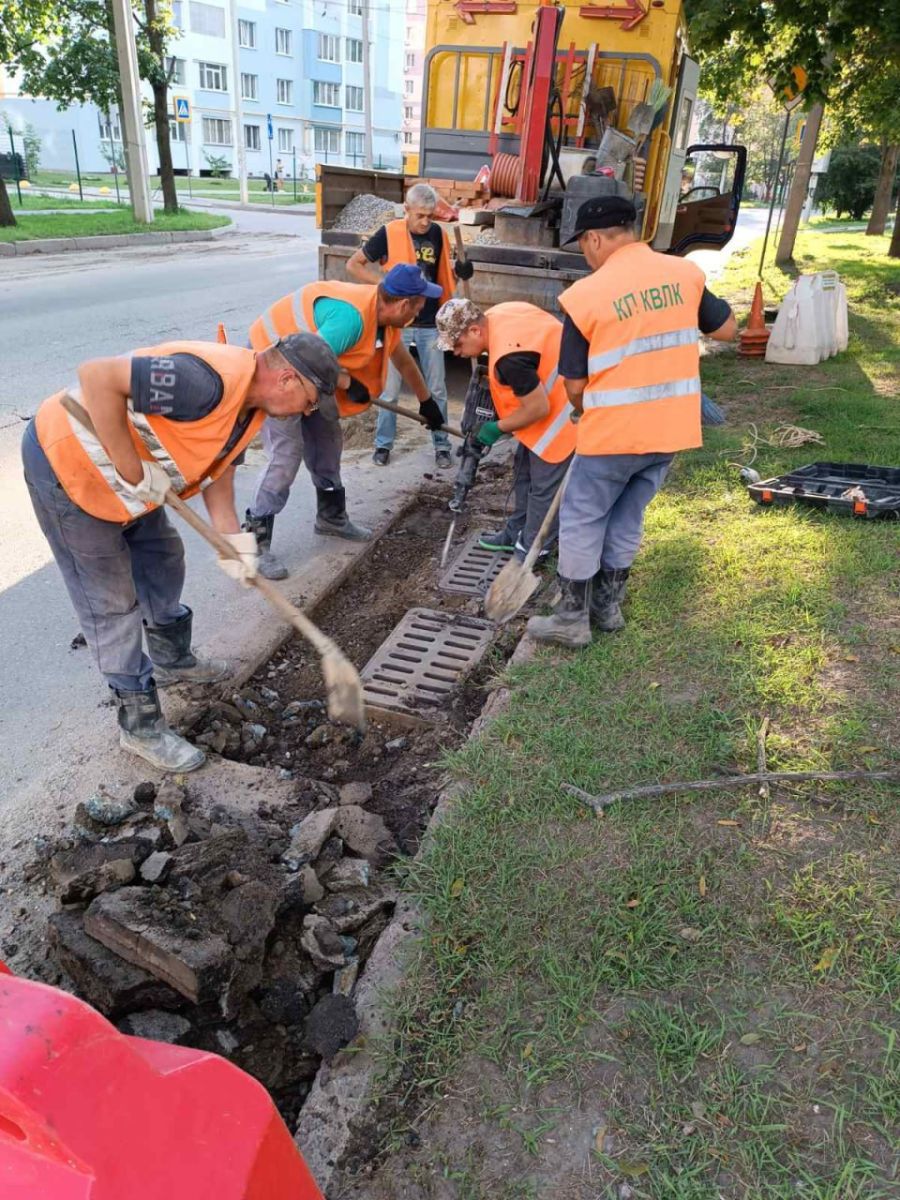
[436,297,575,562]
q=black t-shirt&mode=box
[130,352,250,459]
[494,351,541,397]
[559,286,732,378]
[362,223,444,327]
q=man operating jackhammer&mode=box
[435,297,576,561]
[22,333,341,772]
[526,196,736,647]
[243,264,446,579]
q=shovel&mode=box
[60,394,367,732]
[483,464,572,623]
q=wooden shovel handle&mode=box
[452,225,481,378]
[520,463,573,572]
[368,395,463,440]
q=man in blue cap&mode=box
[245,263,446,578]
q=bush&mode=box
[815,145,881,220]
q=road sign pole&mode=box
[71,130,84,201]
[185,132,192,199]
[267,114,274,208]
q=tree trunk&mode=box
[867,142,898,236]
[889,195,900,258]
[0,177,17,227]
[144,0,178,214]
[775,102,824,266]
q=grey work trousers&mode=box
[249,408,343,518]
[558,451,673,581]
[22,420,187,693]
[499,441,572,557]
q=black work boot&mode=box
[116,683,205,773]
[526,576,592,647]
[314,487,371,541]
[590,567,630,632]
[144,606,229,686]
[244,509,288,580]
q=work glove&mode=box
[418,396,445,431]
[454,259,474,281]
[474,420,504,447]
[216,531,259,588]
[115,459,172,506]
[346,377,371,407]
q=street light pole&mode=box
[361,0,374,168]
[228,0,249,204]
[109,0,154,222]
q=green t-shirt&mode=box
[312,297,364,357]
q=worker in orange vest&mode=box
[435,297,575,560]
[244,264,445,579]
[22,334,341,772]
[527,196,736,647]
[346,182,474,469]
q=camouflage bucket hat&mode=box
[434,298,484,351]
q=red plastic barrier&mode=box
[0,974,324,1199]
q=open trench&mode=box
[29,455,534,1143]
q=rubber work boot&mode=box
[314,487,371,541]
[478,527,517,552]
[590,567,629,632]
[116,684,205,773]
[526,577,592,647]
[244,510,288,580]
[144,607,230,687]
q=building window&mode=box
[165,56,186,85]
[198,61,227,91]
[346,85,364,112]
[278,127,294,152]
[98,112,121,141]
[241,72,258,101]
[317,33,340,62]
[403,130,413,144]
[168,117,186,143]
[404,104,413,121]
[404,78,414,95]
[406,25,412,40]
[275,27,292,54]
[277,78,294,105]
[171,0,183,28]
[237,19,256,48]
[346,131,364,160]
[347,0,362,12]
[314,126,341,156]
[202,117,232,145]
[346,37,363,63]
[313,81,340,107]
[244,124,261,151]
[404,51,415,72]
[189,1,225,37]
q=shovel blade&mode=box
[321,654,368,732]
[483,558,541,624]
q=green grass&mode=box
[362,229,900,1198]
[0,207,230,242]
[10,191,122,211]
[29,167,316,205]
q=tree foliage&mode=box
[815,145,882,219]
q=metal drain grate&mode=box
[361,607,494,714]
[439,530,514,596]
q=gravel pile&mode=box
[332,193,401,233]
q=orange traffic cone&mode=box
[738,282,770,357]
[216,321,228,343]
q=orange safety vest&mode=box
[248,280,400,418]
[384,217,455,307]
[486,302,576,464]
[559,241,704,456]
[34,342,262,524]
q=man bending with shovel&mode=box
[435,297,576,562]
[23,333,341,773]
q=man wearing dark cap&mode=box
[23,332,339,772]
[244,263,446,578]
[527,196,736,647]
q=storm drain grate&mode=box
[360,607,495,714]
[439,530,514,596]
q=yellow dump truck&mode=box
[318,0,745,309]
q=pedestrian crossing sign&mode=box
[173,97,191,122]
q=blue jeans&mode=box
[374,326,450,451]
[558,451,673,580]
[22,420,187,693]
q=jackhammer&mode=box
[440,366,498,567]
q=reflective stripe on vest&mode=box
[249,288,311,351]
[486,303,576,464]
[584,375,702,409]
[587,328,699,375]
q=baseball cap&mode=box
[383,262,443,300]
[434,297,484,351]
[276,332,340,421]
[562,195,637,245]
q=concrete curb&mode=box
[295,634,540,1191]
[0,227,226,258]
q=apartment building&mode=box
[401,0,426,166]
[0,0,404,177]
